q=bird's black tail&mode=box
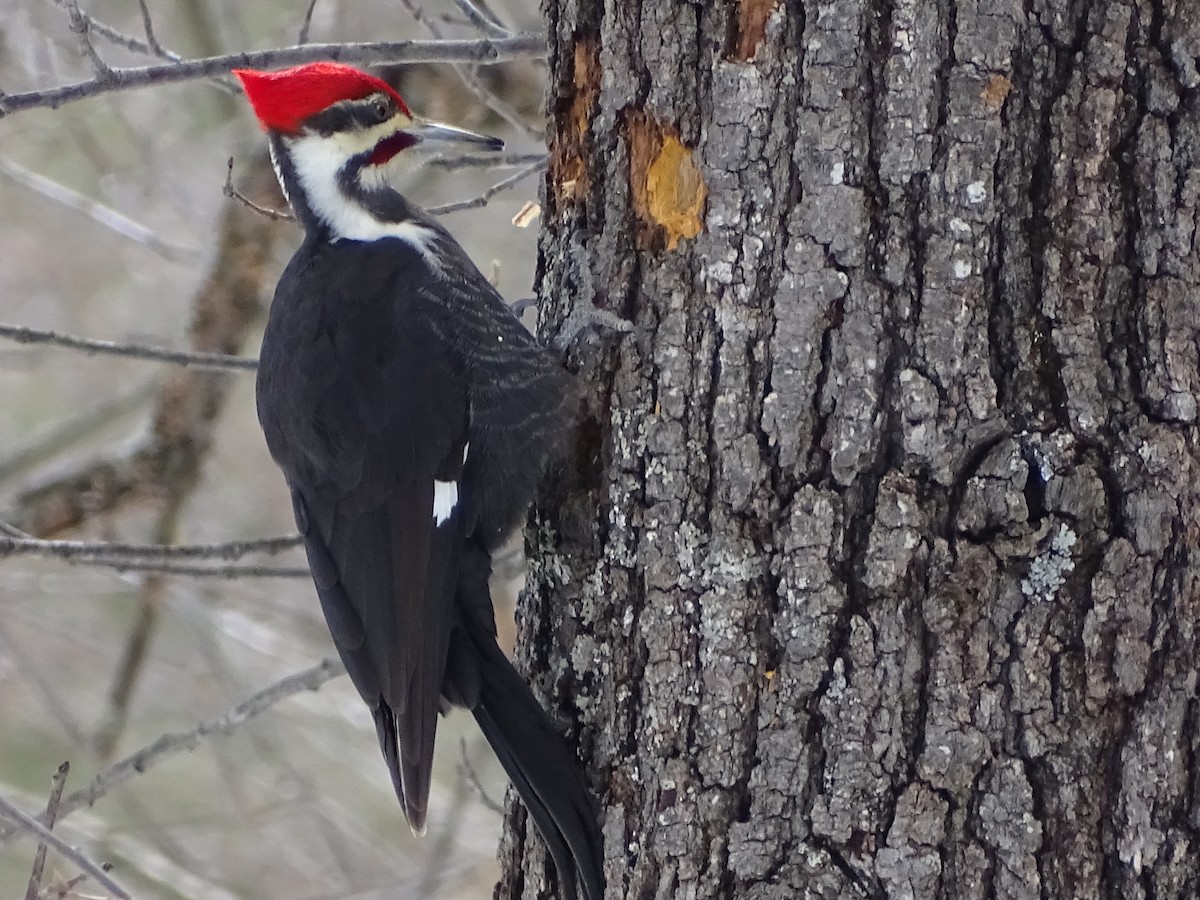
[446,542,604,900]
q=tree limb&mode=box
[427,157,546,215]
[0,793,131,899]
[22,762,70,900]
[61,558,310,579]
[0,35,546,116]
[0,323,255,370]
[0,531,302,562]
[47,0,181,62]
[0,157,196,260]
[0,658,347,849]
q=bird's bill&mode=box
[407,120,504,153]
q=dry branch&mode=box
[49,0,181,61]
[9,154,286,538]
[59,559,310,579]
[451,0,513,38]
[0,323,256,371]
[0,531,301,562]
[0,35,546,116]
[399,0,543,141]
[0,159,196,261]
[0,793,130,899]
[427,157,547,215]
[23,762,70,900]
[0,658,347,849]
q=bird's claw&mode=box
[552,303,634,353]
[509,296,539,317]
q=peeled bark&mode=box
[504,2,1200,898]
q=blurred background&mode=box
[0,2,548,897]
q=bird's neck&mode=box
[269,135,437,248]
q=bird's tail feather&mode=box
[470,640,604,900]
[450,542,604,900]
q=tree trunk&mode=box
[502,2,1200,898]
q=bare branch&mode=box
[458,738,505,814]
[399,0,543,141]
[298,0,321,45]
[224,157,294,221]
[427,157,546,215]
[451,0,512,38]
[0,35,546,117]
[0,158,196,261]
[0,658,347,849]
[0,519,306,574]
[225,153,548,223]
[62,0,114,80]
[23,763,70,900]
[429,150,546,170]
[65,558,310,579]
[0,793,131,899]
[38,871,88,897]
[135,0,167,57]
[48,0,181,62]
[0,322,257,370]
[0,531,303,562]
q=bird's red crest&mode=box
[233,62,411,134]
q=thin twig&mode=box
[39,871,88,897]
[67,558,310,579]
[0,158,197,261]
[0,658,347,848]
[0,35,546,116]
[430,150,546,170]
[62,0,113,79]
[0,323,256,370]
[427,157,546,215]
[458,737,504,814]
[23,763,70,900]
[226,154,547,223]
[0,531,303,562]
[224,157,293,221]
[451,0,512,37]
[0,794,130,899]
[136,0,167,57]
[9,154,283,539]
[298,0,320,45]
[93,488,191,762]
[48,0,181,62]
[399,0,543,141]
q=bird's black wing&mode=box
[257,238,468,833]
[413,233,603,900]
[412,233,575,547]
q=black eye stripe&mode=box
[305,95,395,134]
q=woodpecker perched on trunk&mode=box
[235,63,602,900]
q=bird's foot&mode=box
[552,302,634,353]
[509,296,539,317]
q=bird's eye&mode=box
[372,96,392,122]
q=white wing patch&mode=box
[433,480,458,525]
[286,133,437,255]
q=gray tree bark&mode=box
[501,2,1200,898]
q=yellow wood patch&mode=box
[628,112,707,251]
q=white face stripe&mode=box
[282,128,437,254]
[433,480,458,525]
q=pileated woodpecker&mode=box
[234,63,602,900]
